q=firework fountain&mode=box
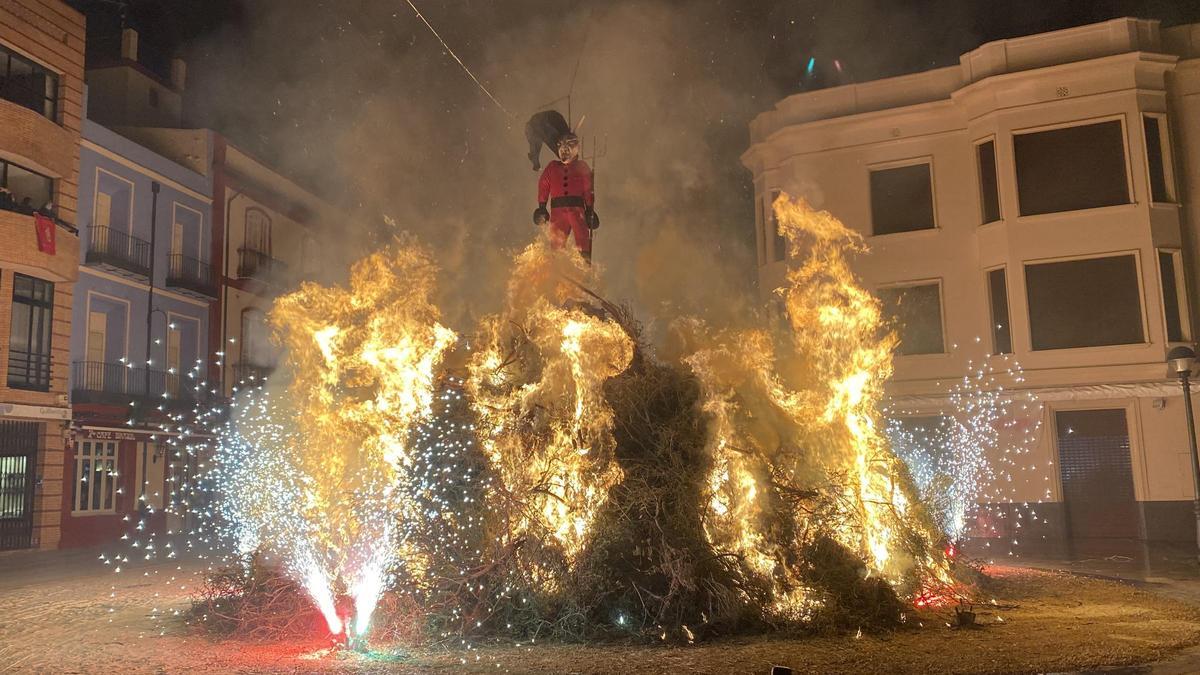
[212,244,456,640]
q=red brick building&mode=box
[0,0,85,550]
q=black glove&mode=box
[533,204,549,225]
[585,208,600,230]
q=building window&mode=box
[987,268,1012,355]
[755,199,766,266]
[245,208,271,254]
[869,162,935,236]
[977,140,1001,224]
[1158,250,1189,343]
[0,160,54,215]
[1143,116,1174,204]
[1014,120,1130,216]
[1025,254,1143,351]
[768,191,786,262]
[7,274,54,391]
[94,170,133,231]
[241,308,271,368]
[74,440,118,513]
[878,282,945,355]
[0,44,59,121]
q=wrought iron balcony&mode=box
[71,361,204,409]
[166,253,218,299]
[6,351,51,392]
[237,247,287,284]
[232,362,273,387]
[86,225,151,279]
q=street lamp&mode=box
[1168,345,1200,562]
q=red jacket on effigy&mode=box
[537,159,594,254]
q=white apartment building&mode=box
[742,18,1200,552]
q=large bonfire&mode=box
[201,193,959,644]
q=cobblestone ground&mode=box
[0,546,219,674]
[4,549,1200,675]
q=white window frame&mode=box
[1142,113,1177,205]
[93,167,135,234]
[1022,250,1150,353]
[984,264,1013,356]
[171,201,205,262]
[867,156,939,238]
[84,290,132,364]
[1011,114,1134,219]
[1155,248,1191,344]
[876,278,948,357]
[973,136,1002,225]
[74,439,119,515]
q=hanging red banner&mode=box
[34,213,56,254]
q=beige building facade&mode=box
[743,18,1200,550]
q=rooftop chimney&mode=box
[169,58,187,92]
[120,28,138,62]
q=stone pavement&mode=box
[4,543,1200,674]
[0,544,210,674]
[1009,544,1200,674]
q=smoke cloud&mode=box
[177,0,1196,334]
[179,0,778,336]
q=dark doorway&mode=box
[1056,409,1139,540]
[0,421,38,550]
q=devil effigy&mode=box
[525,110,600,261]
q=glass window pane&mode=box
[9,303,31,351]
[870,163,935,235]
[1025,255,1144,350]
[102,459,114,510]
[5,163,52,210]
[13,274,31,298]
[0,46,57,121]
[988,268,1012,355]
[1014,120,1129,216]
[878,283,944,355]
[1159,251,1184,342]
[978,141,1001,224]
[79,458,91,511]
[91,460,103,510]
[1144,117,1170,203]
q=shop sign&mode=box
[0,403,71,421]
[83,429,139,441]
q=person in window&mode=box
[0,186,13,211]
[37,201,54,217]
[19,197,33,214]
[533,133,600,261]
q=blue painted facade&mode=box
[73,119,213,393]
[65,119,214,547]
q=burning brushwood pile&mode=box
[194,194,963,646]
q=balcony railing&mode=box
[6,351,51,392]
[237,247,287,284]
[166,253,218,299]
[71,361,204,409]
[86,225,151,279]
[232,362,273,387]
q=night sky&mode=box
[64,0,1200,320]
